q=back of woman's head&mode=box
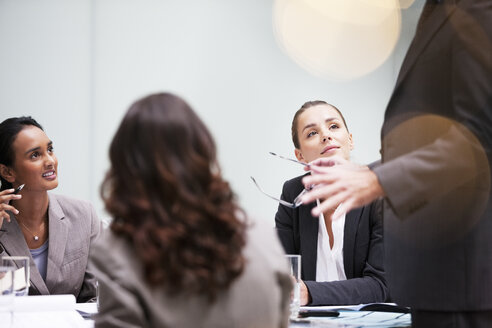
[0,116,43,191]
[102,92,246,301]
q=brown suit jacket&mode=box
[373,0,492,310]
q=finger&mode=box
[0,210,12,222]
[0,204,19,215]
[1,194,22,205]
[308,158,337,167]
[302,182,348,204]
[309,156,347,167]
[0,188,15,196]
[302,172,338,189]
[311,190,352,217]
[308,165,333,175]
[1,194,22,201]
[332,198,357,221]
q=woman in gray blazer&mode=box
[0,116,100,302]
[90,92,291,328]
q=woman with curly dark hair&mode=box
[90,92,291,328]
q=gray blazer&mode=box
[0,193,101,303]
[90,219,292,328]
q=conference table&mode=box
[4,295,411,328]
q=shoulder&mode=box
[243,217,287,269]
[48,194,100,233]
[92,229,128,257]
[90,229,140,280]
[48,193,97,218]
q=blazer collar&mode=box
[0,193,68,295]
[299,202,318,281]
[0,212,50,295]
[44,193,68,292]
[394,0,457,91]
[300,204,363,280]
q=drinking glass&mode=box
[1,256,30,296]
[0,263,15,327]
[285,254,301,319]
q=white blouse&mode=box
[315,200,347,282]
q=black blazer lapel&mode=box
[299,202,318,281]
[343,207,363,279]
[395,0,457,91]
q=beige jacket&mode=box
[0,193,101,302]
[90,219,291,328]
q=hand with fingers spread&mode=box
[300,157,385,220]
[0,188,22,229]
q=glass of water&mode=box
[285,254,301,319]
[1,256,30,296]
[0,262,15,327]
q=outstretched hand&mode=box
[300,156,384,219]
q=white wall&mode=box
[0,0,424,224]
[0,0,92,200]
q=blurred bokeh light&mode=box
[273,0,402,80]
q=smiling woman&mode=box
[0,116,101,302]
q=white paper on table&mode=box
[14,294,76,312]
[11,295,88,328]
[300,302,404,312]
[13,311,87,328]
[75,302,98,315]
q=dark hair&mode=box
[291,101,349,149]
[0,116,44,191]
[101,92,247,301]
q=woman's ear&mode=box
[0,164,15,183]
[294,149,306,163]
[349,133,354,151]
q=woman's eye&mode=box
[307,131,318,138]
[329,124,339,130]
[30,152,39,159]
[48,146,54,153]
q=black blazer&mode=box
[275,175,388,305]
[373,0,492,311]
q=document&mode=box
[294,303,411,328]
[9,295,89,328]
[300,302,410,313]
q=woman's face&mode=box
[7,126,58,192]
[295,104,353,163]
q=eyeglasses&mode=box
[250,152,310,209]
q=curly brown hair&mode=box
[101,93,247,301]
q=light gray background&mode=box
[0,0,424,224]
